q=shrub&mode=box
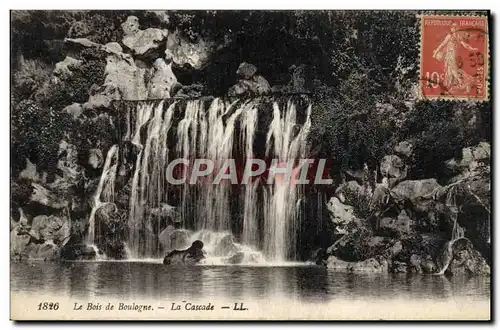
[12,56,51,101]
[37,48,106,111]
[11,100,73,180]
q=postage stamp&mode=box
[419,15,489,101]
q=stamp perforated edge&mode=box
[416,12,490,102]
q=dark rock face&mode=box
[378,210,413,237]
[60,243,99,261]
[236,62,257,80]
[444,239,490,276]
[163,240,205,265]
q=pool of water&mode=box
[11,261,491,303]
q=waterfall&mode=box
[122,97,311,261]
[127,101,176,258]
[241,101,259,248]
[176,100,202,228]
[435,187,466,275]
[264,101,311,261]
[86,144,119,246]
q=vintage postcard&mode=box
[10,10,491,321]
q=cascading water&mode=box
[264,101,311,261]
[85,144,119,257]
[436,186,466,275]
[240,101,259,248]
[127,101,176,258]
[118,96,312,262]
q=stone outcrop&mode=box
[390,179,442,205]
[121,16,168,59]
[378,210,412,237]
[228,62,271,97]
[29,214,71,245]
[88,148,104,169]
[327,197,355,234]
[146,58,177,99]
[63,103,84,119]
[326,255,389,273]
[60,243,100,261]
[30,183,68,209]
[166,31,219,70]
[445,141,490,173]
[445,239,490,275]
[394,140,414,158]
[53,56,81,82]
[380,154,407,184]
[10,210,71,261]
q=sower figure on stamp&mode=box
[433,22,478,93]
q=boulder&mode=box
[146,58,177,99]
[19,158,41,182]
[29,214,71,244]
[228,75,271,97]
[394,140,414,158]
[388,240,403,258]
[228,62,271,97]
[24,239,60,261]
[10,225,31,259]
[335,180,373,216]
[171,83,205,98]
[84,84,119,110]
[378,210,412,236]
[236,62,257,79]
[421,256,437,274]
[53,56,81,81]
[445,239,490,276]
[63,103,84,119]
[390,179,442,205]
[88,148,104,169]
[369,180,390,213]
[60,243,98,261]
[380,154,407,182]
[103,42,123,54]
[95,203,119,227]
[102,53,149,101]
[166,31,219,70]
[121,16,168,59]
[326,255,389,273]
[30,183,68,209]
[392,261,408,273]
[57,140,80,182]
[409,254,423,273]
[445,142,490,172]
[64,37,100,49]
[163,240,205,265]
[326,197,355,234]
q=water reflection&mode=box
[10,262,490,302]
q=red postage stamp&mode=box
[419,15,489,101]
